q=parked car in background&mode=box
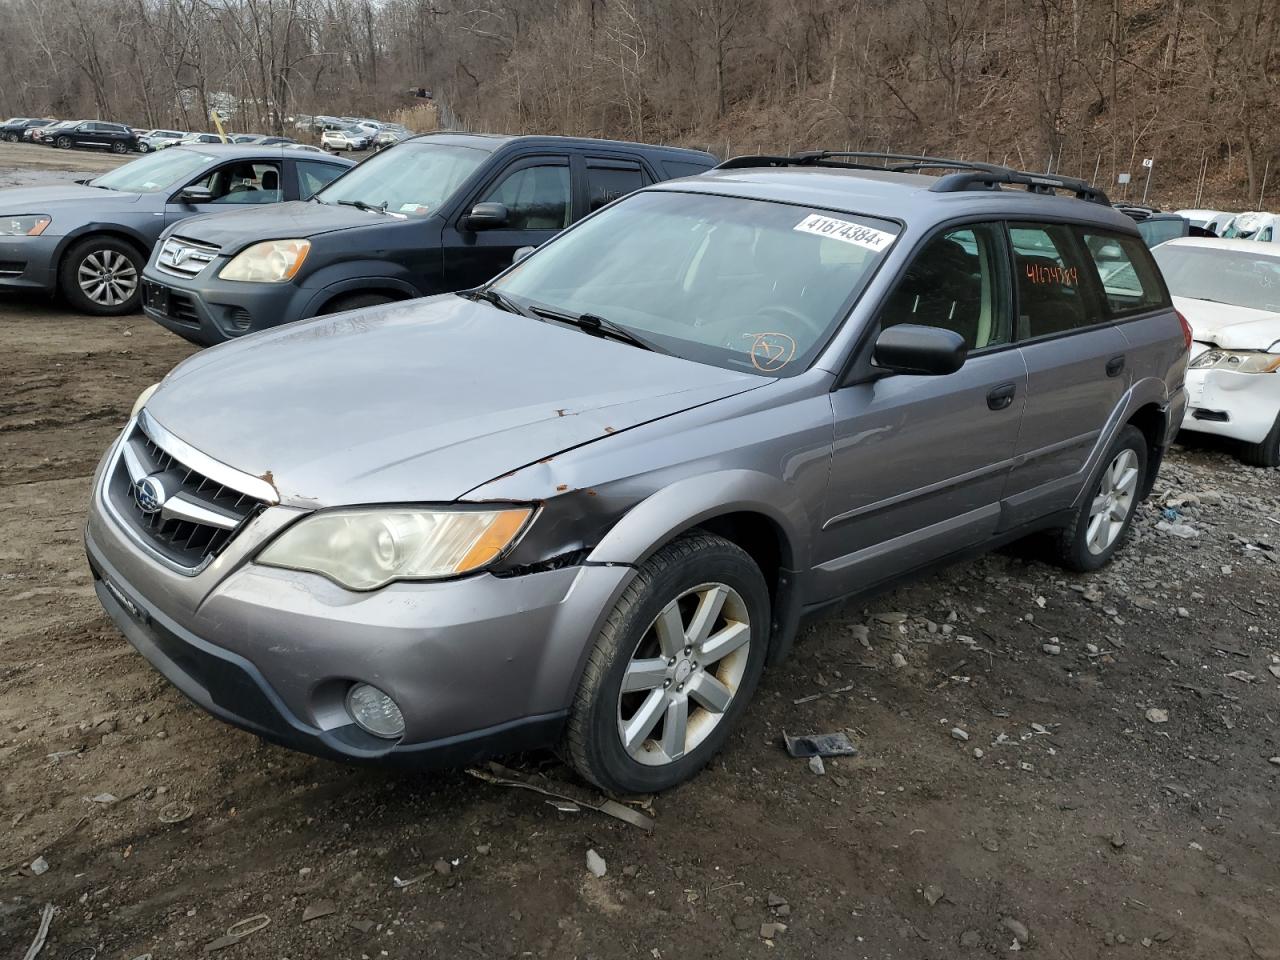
[233,134,296,146]
[1222,211,1280,243]
[0,144,353,315]
[1,117,54,142]
[1114,204,1210,247]
[285,144,328,154]
[90,152,1186,791]
[1175,209,1227,234]
[374,125,410,150]
[20,120,57,142]
[32,120,78,145]
[138,129,187,152]
[45,120,137,154]
[1153,237,1280,466]
[320,125,374,152]
[175,133,228,147]
[142,133,718,344]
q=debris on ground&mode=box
[586,849,607,878]
[21,903,56,960]
[466,764,655,833]
[782,731,858,758]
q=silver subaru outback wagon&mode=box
[85,152,1189,793]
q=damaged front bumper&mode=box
[1181,366,1280,444]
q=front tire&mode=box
[58,236,144,316]
[320,292,394,314]
[56,136,71,149]
[1239,412,1280,468]
[565,532,770,794]
[4,133,17,143]
[1052,425,1148,571]
[111,141,128,154]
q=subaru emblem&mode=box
[133,475,168,515]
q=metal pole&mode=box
[1141,158,1153,204]
[1258,158,1270,210]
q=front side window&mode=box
[1153,244,1280,313]
[880,223,1011,351]
[1009,223,1098,339]
[191,162,282,204]
[316,140,488,217]
[492,190,899,376]
[480,164,571,230]
[89,149,218,193]
[1080,231,1167,316]
[1136,218,1186,248]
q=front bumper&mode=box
[85,425,634,766]
[0,234,59,293]
[1181,367,1280,444]
[141,267,313,346]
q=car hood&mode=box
[0,184,141,211]
[148,295,765,506]
[170,199,379,250]
[1174,295,1280,351]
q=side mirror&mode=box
[467,202,509,231]
[177,185,214,204]
[512,245,536,264]
[872,324,967,376]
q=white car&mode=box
[139,129,187,152]
[1153,238,1280,466]
[1175,208,1224,230]
[1222,211,1280,243]
[320,126,372,151]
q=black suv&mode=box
[0,117,54,142]
[140,133,717,345]
[50,121,138,154]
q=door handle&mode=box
[1106,355,1126,378]
[987,383,1017,411]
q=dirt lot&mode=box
[1,153,1279,959]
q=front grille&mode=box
[169,291,200,323]
[105,417,266,572]
[154,235,220,279]
[0,260,24,277]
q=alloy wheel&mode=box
[77,250,138,307]
[616,582,751,766]
[1086,448,1139,554]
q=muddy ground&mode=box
[1,150,1278,959]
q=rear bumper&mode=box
[0,234,59,293]
[1181,368,1280,444]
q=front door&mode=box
[163,159,285,229]
[441,154,573,291]
[815,221,1027,600]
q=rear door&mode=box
[580,155,651,216]
[817,221,1028,599]
[440,152,574,290]
[74,122,102,148]
[1001,221,1132,527]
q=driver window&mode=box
[880,223,1011,351]
[479,164,570,230]
[189,162,282,204]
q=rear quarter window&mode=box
[1079,230,1169,317]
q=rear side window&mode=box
[661,159,714,179]
[297,160,345,199]
[1009,223,1097,339]
[1136,218,1186,247]
[1079,230,1168,317]
[586,159,647,211]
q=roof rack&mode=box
[714,150,1111,205]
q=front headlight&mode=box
[257,506,534,590]
[1189,349,1280,374]
[219,239,311,282]
[131,382,159,418]
[0,214,51,236]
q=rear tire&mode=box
[1239,413,1280,468]
[320,292,394,314]
[4,133,17,143]
[1051,425,1148,572]
[58,236,144,316]
[565,532,770,794]
[56,136,71,149]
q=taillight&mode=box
[1176,310,1193,352]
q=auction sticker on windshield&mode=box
[794,214,894,251]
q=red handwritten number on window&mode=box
[1025,263,1079,286]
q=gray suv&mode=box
[84,152,1189,793]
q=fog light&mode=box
[346,683,405,739]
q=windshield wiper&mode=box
[530,306,665,354]
[336,199,386,214]
[463,286,530,317]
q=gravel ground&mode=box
[1,153,1278,959]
